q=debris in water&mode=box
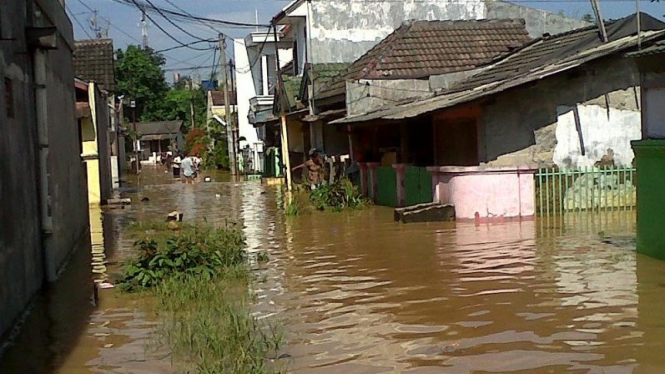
[141,197,150,202]
[98,282,115,289]
[215,193,221,198]
[204,177,212,182]
[104,344,114,348]
[166,211,183,222]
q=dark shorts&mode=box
[173,168,180,177]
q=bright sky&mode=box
[66,0,665,82]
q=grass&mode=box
[120,222,284,373]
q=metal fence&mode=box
[535,166,637,216]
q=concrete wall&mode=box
[481,58,641,168]
[306,0,588,64]
[0,0,89,342]
[346,79,431,116]
[485,0,590,38]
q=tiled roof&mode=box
[316,19,531,101]
[332,13,665,125]
[209,90,237,106]
[73,39,115,92]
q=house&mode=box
[207,90,237,122]
[1,0,90,340]
[73,39,124,188]
[331,13,665,219]
[136,120,185,161]
[75,79,113,205]
[235,0,588,177]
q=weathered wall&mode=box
[346,79,431,116]
[310,0,485,63]
[92,85,112,204]
[481,58,641,168]
[0,0,89,342]
[308,0,588,64]
[485,0,590,38]
[0,0,43,344]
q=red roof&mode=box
[209,90,237,106]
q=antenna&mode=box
[255,9,259,32]
[141,6,149,48]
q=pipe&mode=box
[33,49,56,281]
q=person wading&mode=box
[172,153,182,178]
[293,149,324,190]
[181,155,196,184]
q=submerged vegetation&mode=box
[120,222,284,373]
[309,179,367,211]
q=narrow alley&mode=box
[2,166,665,373]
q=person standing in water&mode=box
[172,153,182,178]
[181,155,196,184]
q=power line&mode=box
[110,0,269,29]
[161,0,226,35]
[67,5,94,39]
[156,39,215,53]
[144,0,211,42]
[127,0,214,51]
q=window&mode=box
[5,77,14,118]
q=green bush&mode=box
[310,178,367,211]
[119,224,245,290]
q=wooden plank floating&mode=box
[394,203,455,223]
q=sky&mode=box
[65,0,665,83]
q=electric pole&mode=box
[272,24,292,191]
[219,34,236,175]
[230,58,239,173]
[141,6,149,49]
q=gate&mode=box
[405,166,433,206]
[535,166,636,215]
[376,166,397,207]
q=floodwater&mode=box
[2,166,665,374]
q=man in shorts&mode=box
[181,155,196,184]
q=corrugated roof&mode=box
[73,39,115,92]
[332,13,665,126]
[316,19,531,102]
[136,121,184,136]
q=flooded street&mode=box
[2,166,665,373]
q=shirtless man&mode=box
[293,149,324,189]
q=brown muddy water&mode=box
[2,166,665,374]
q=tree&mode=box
[115,46,169,121]
[150,88,207,127]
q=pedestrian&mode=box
[172,153,182,178]
[181,154,196,184]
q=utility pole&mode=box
[219,34,236,175]
[272,23,292,191]
[306,0,315,116]
[141,6,149,49]
[131,99,140,174]
[230,59,239,173]
[590,0,608,43]
[189,91,195,129]
[636,0,642,49]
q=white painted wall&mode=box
[233,39,260,150]
[554,104,641,168]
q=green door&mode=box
[405,166,433,206]
[376,166,397,207]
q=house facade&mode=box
[235,0,589,175]
[136,120,185,161]
[1,0,90,341]
[76,80,113,205]
[73,39,123,189]
[332,13,663,219]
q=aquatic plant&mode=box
[120,222,285,373]
[155,273,285,374]
[309,178,367,211]
[119,224,245,290]
[284,199,300,216]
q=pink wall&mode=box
[428,166,535,221]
